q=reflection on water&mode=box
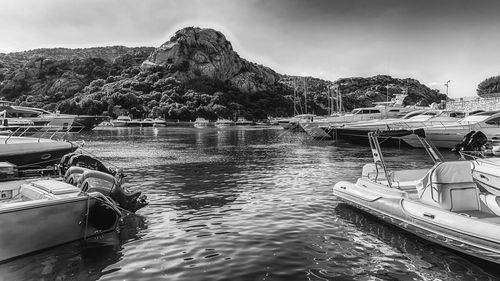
[1,127,499,281]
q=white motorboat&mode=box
[0,101,108,131]
[215,118,235,128]
[234,117,254,126]
[0,177,121,261]
[193,117,211,128]
[334,110,466,146]
[400,111,500,148]
[153,118,167,127]
[0,135,79,169]
[0,151,148,262]
[301,94,422,139]
[141,118,155,127]
[333,129,500,265]
[111,115,132,127]
[128,119,142,127]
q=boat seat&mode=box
[390,169,429,190]
[416,161,480,212]
[362,164,427,190]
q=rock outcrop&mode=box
[0,46,153,107]
[0,27,447,119]
[332,75,445,109]
[141,27,280,93]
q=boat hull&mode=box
[300,122,332,139]
[336,128,412,147]
[70,116,109,131]
[333,182,500,264]
[111,121,128,127]
[472,158,500,196]
[0,138,78,168]
[0,196,116,261]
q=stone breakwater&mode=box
[446,96,500,112]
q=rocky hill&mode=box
[0,27,446,120]
[0,46,153,111]
[141,27,281,94]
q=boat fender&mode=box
[87,200,119,231]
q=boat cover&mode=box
[31,179,81,195]
[416,161,479,211]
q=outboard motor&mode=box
[59,152,148,213]
[452,131,476,154]
[80,170,148,213]
[59,153,117,177]
[67,154,116,175]
[452,131,488,154]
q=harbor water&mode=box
[1,127,500,281]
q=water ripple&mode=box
[2,127,500,281]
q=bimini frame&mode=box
[367,128,444,188]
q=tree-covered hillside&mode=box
[0,27,448,120]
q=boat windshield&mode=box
[351,108,381,115]
[406,111,438,120]
[459,115,491,123]
[401,110,425,119]
[441,111,466,118]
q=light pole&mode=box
[444,80,451,99]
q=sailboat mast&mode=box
[293,77,297,116]
[304,77,307,114]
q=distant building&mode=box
[446,95,500,111]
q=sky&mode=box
[1,0,500,98]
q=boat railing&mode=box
[3,124,80,144]
[458,151,500,166]
[387,120,477,131]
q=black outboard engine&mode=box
[59,153,117,177]
[59,152,148,213]
[110,186,148,213]
[452,131,488,154]
[452,131,475,154]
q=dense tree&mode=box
[477,76,500,97]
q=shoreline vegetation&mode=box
[1,27,496,121]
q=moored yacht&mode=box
[0,135,79,169]
[335,110,466,146]
[153,118,167,127]
[215,118,235,128]
[0,101,108,131]
[128,119,142,127]
[193,117,211,128]
[401,111,500,148]
[234,117,255,126]
[141,118,155,127]
[111,116,131,127]
[302,94,420,139]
